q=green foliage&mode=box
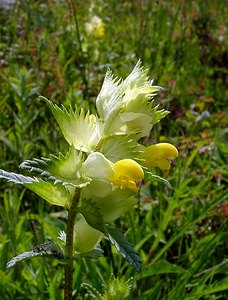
[103,276,133,300]
[105,226,142,273]
[79,199,141,272]
[7,240,64,269]
[0,0,227,299]
[79,198,104,232]
[20,145,89,187]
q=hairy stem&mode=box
[64,188,81,300]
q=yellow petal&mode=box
[149,159,171,170]
[140,143,178,170]
[110,159,144,191]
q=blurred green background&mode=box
[0,1,227,299]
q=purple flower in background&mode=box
[199,146,212,154]
[0,0,15,10]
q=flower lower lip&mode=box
[136,179,144,188]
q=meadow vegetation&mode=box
[0,1,227,299]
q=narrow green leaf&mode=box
[7,240,64,269]
[153,190,227,264]
[105,225,142,272]
[81,282,103,300]
[136,281,163,300]
[137,260,186,279]
[145,171,171,187]
[184,278,228,299]
[78,247,104,259]
[20,157,49,174]
[0,169,37,184]
[168,225,226,300]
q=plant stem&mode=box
[64,188,81,300]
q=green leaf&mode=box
[104,225,142,272]
[20,146,90,187]
[24,179,73,207]
[136,281,163,300]
[81,282,103,300]
[41,96,100,152]
[145,171,171,187]
[167,224,227,300]
[7,240,64,269]
[137,260,186,279]
[0,169,73,207]
[0,169,37,184]
[78,198,105,232]
[20,157,50,176]
[153,190,227,265]
[184,277,228,299]
[78,246,104,259]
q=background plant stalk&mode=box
[64,188,81,300]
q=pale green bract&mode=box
[96,70,122,129]
[43,98,102,152]
[96,60,168,138]
[20,146,88,186]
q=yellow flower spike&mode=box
[110,159,144,191]
[140,143,178,170]
[85,16,105,39]
[97,23,105,38]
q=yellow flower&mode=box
[110,159,144,191]
[139,143,178,170]
[85,16,105,38]
[96,23,105,38]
